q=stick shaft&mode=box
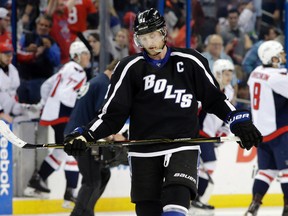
[43,136,240,148]
[0,120,241,149]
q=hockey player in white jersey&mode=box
[0,42,39,122]
[188,59,234,216]
[24,41,90,208]
[244,40,288,216]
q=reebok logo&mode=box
[0,136,10,196]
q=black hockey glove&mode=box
[64,127,95,156]
[226,110,262,150]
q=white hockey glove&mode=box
[21,100,44,120]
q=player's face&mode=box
[137,30,165,56]
[79,52,91,68]
[0,52,12,67]
[221,70,233,87]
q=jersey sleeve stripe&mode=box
[171,51,216,86]
[90,56,144,132]
[225,99,236,111]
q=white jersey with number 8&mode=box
[248,66,288,141]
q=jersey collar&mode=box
[143,47,171,68]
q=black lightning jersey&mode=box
[87,47,235,152]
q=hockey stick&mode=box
[0,120,241,149]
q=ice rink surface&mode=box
[14,206,283,216]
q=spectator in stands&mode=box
[86,32,113,77]
[237,0,258,42]
[17,14,61,104]
[167,19,201,50]
[191,0,205,40]
[165,0,185,24]
[46,0,75,65]
[199,0,217,18]
[0,7,11,44]
[242,26,280,78]
[168,0,204,51]
[17,0,40,32]
[202,34,232,71]
[215,0,238,16]
[164,8,178,36]
[110,28,129,60]
[218,8,252,66]
[198,0,219,43]
[66,0,97,41]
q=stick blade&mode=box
[0,120,27,148]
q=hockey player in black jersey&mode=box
[63,8,262,216]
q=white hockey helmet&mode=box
[258,40,283,65]
[212,59,234,76]
[69,41,90,60]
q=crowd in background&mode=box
[0,0,285,115]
